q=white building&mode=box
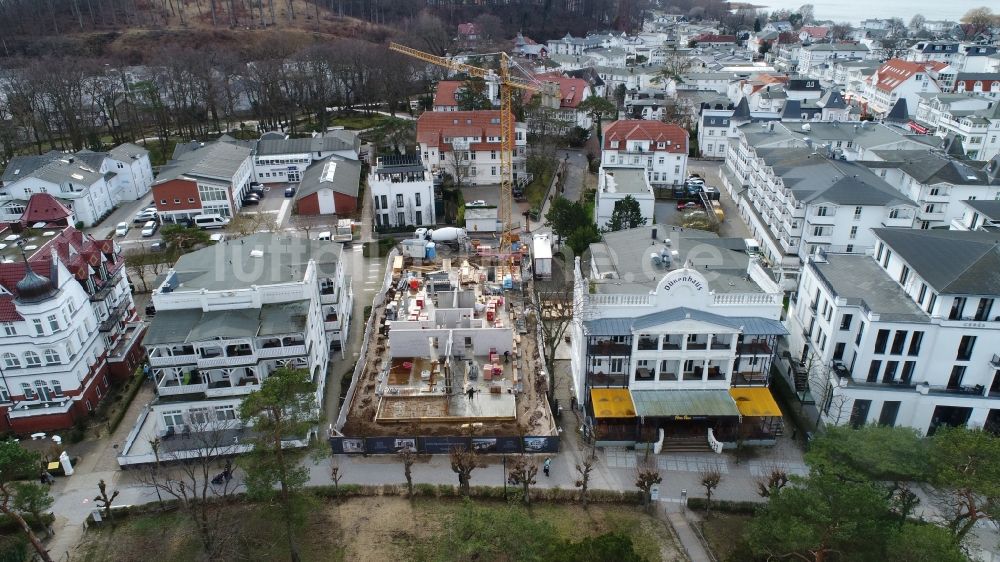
[117,234,351,465]
[416,111,528,187]
[912,93,999,161]
[906,41,961,64]
[0,226,144,433]
[858,59,944,117]
[601,120,689,187]
[797,43,870,79]
[786,229,1000,435]
[594,167,655,229]
[862,151,1000,229]
[950,197,1000,231]
[370,155,436,228]
[0,153,115,227]
[152,141,254,222]
[570,225,787,448]
[76,143,155,203]
[253,131,360,184]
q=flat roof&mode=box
[601,167,650,195]
[812,254,929,323]
[630,389,740,418]
[145,300,311,345]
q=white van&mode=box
[316,231,332,241]
[193,214,229,230]
[140,221,158,237]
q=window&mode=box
[396,194,404,208]
[849,226,857,239]
[374,196,379,210]
[2,353,19,368]
[163,410,184,427]
[2,322,14,336]
[610,141,619,149]
[926,293,937,314]
[878,401,901,426]
[47,314,59,331]
[867,360,882,382]
[849,399,871,428]
[974,298,994,321]
[415,211,423,224]
[855,322,865,345]
[957,335,976,361]
[216,405,237,421]
[414,193,421,207]
[816,206,829,216]
[840,314,852,331]
[33,319,44,335]
[51,379,62,396]
[86,400,92,412]
[890,331,906,355]
[882,249,891,268]
[190,408,210,425]
[917,283,927,305]
[900,361,915,383]
[876,242,884,261]
[874,329,890,354]
[833,342,846,361]
[21,383,35,400]
[24,351,41,367]
[380,195,387,209]
[906,331,923,356]
[899,265,910,285]
[854,206,862,219]
[44,349,60,365]
[0,385,7,403]
[949,297,966,320]
[397,212,405,225]
[948,366,966,389]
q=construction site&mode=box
[336,251,559,453]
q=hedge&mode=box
[108,370,148,434]
[686,497,761,514]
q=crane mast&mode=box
[389,42,543,258]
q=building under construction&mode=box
[333,253,558,455]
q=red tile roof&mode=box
[872,59,938,93]
[692,34,737,43]
[417,111,513,152]
[0,261,52,321]
[18,193,72,227]
[799,26,829,40]
[534,73,591,109]
[433,81,463,108]
[603,120,688,153]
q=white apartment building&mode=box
[594,167,654,228]
[913,94,998,161]
[416,111,528,187]
[0,154,115,227]
[0,226,143,433]
[857,59,944,118]
[253,131,360,184]
[797,43,870,79]
[601,120,688,187]
[724,125,921,289]
[570,225,787,447]
[370,155,436,228]
[76,143,155,203]
[698,110,735,159]
[117,234,350,465]
[862,150,1000,229]
[953,45,998,73]
[786,229,1000,435]
[906,41,961,64]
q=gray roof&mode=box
[740,121,942,153]
[963,199,1000,220]
[866,150,999,186]
[73,150,109,170]
[108,142,149,162]
[732,97,751,120]
[256,131,360,157]
[1,151,64,183]
[627,307,786,335]
[295,155,362,200]
[145,300,310,345]
[162,233,342,292]
[812,254,929,323]
[754,147,916,208]
[157,142,252,183]
[26,158,103,187]
[631,389,741,418]
[601,168,649,195]
[804,43,868,52]
[588,224,771,295]
[872,228,1000,295]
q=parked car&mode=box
[194,214,230,229]
[242,194,260,206]
[134,210,157,224]
[141,221,158,237]
[115,222,129,237]
[467,200,487,207]
[144,303,156,317]
[284,187,296,197]
[249,185,266,197]
[676,201,700,211]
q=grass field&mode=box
[75,496,686,562]
[699,512,752,561]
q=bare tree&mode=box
[136,419,243,557]
[700,469,722,512]
[575,457,595,507]
[330,457,344,498]
[754,465,789,498]
[398,448,416,498]
[527,272,587,398]
[634,459,662,507]
[94,479,120,522]
[227,211,279,237]
[443,150,471,189]
[449,446,478,497]
[506,454,539,505]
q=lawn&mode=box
[330,112,396,131]
[699,512,752,561]
[74,496,685,562]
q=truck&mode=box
[415,227,467,243]
[333,219,353,243]
[532,234,553,279]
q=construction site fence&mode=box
[329,434,560,455]
[333,249,399,434]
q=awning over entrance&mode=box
[591,389,637,419]
[729,388,782,417]
[630,390,740,418]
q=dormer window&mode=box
[657,141,665,149]
[610,140,619,149]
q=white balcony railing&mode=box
[257,345,307,359]
[157,382,209,396]
[149,353,198,367]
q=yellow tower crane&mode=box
[389,42,556,258]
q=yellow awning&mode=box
[591,389,636,419]
[729,388,782,417]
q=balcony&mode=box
[257,344,307,359]
[686,341,708,350]
[634,367,655,381]
[149,353,198,367]
[661,340,682,351]
[197,353,256,369]
[637,337,659,351]
[157,372,209,396]
[737,342,772,355]
[588,341,631,356]
[89,271,123,302]
[8,398,74,418]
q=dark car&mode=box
[243,194,261,206]
[145,303,156,317]
[249,185,266,197]
[285,186,296,197]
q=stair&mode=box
[661,437,713,453]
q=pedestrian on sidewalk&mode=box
[543,457,551,477]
